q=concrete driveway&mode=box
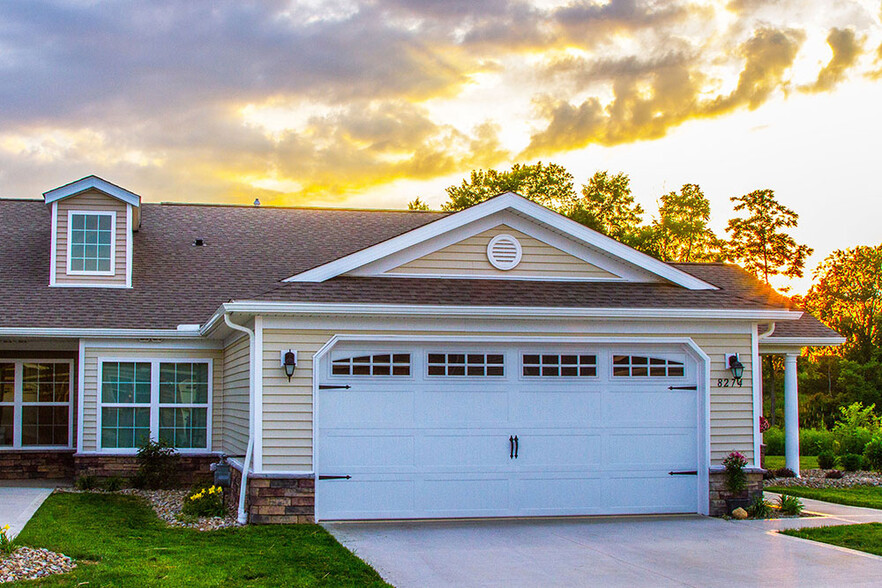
[0,482,57,539]
[325,512,882,588]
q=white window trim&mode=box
[97,357,213,454]
[0,359,74,450]
[66,210,117,276]
[521,352,599,378]
[425,352,506,377]
[611,354,687,378]
[330,352,413,378]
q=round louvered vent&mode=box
[486,234,522,270]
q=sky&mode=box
[1,0,881,294]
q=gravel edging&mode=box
[55,487,242,531]
[764,469,882,489]
[0,547,75,584]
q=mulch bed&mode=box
[0,547,75,584]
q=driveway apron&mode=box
[325,513,882,588]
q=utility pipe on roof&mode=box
[224,313,255,525]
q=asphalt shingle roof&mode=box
[0,198,841,342]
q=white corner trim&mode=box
[283,192,717,290]
[77,339,86,452]
[751,324,762,467]
[43,175,142,207]
[65,209,117,277]
[254,315,264,472]
[126,203,133,288]
[49,202,58,286]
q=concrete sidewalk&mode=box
[755,491,882,531]
[0,482,61,539]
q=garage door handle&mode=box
[668,470,697,476]
[509,436,514,459]
[319,384,351,390]
[514,435,519,459]
[319,475,352,480]
[668,385,697,390]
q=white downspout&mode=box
[224,313,255,524]
[758,323,776,339]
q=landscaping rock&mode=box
[731,507,748,520]
[763,469,882,489]
[0,546,75,583]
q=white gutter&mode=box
[0,327,205,338]
[223,313,255,525]
[201,302,802,335]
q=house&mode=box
[0,175,843,523]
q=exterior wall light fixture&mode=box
[281,349,297,381]
[726,353,745,380]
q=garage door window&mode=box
[332,354,411,376]
[613,355,685,377]
[522,354,596,377]
[427,353,504,376]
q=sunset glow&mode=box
[2,0,881,293]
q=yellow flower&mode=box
[1,524,8,531]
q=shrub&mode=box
[181,484,225,518]
[825,469,844,479]
[864,437,882,471]
[133,439,180,489]
[762,468,776,480]
[75,475,99,490]
[778,494,804,516]
[840,453,863,471]
[763,427,784,455]
[774,467,795,478]
[800,428,836,455]
[748,494,772,519]
[817,451,837,470]
[723,452,748,493]
[833,402,880,456]
[102,476,125,492]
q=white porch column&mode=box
[784,353,800,477]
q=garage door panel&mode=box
[320,390,414,427]
[512,391,600,426]
[514,476,604,515]
[605,475,697,512]
[321,431,415,469]
[602,392,696,426]
[320,478,415,519]
[417,476,511,515]
[605,431,697,469]
[418,430,513,469]
[513,432,601,467]
[418,388,510,427]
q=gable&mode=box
[286,192,717,290]
[382,225,623,280]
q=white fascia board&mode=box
[43,175,141,208]
[759,336,846,350]
[213,301,801,322]
[283,192,717,290]
[0,327,205,339]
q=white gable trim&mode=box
[43,175,142,208]
[284,192,716,290]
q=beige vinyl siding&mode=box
[260,327,755,472]
[81,346,223,452]
[387,225,620,279]
[222,335,250,456]
[55,190,128,286]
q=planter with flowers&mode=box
[722,451,752,512]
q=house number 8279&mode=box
[717,378,743,387]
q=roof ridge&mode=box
[151,201,449,214]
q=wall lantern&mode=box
[281,349,298,381]
[726,353,745,379]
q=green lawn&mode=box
[782,523,882,557]
[763,455,818,471]
[12,493,389,587]
[766,485,882,511]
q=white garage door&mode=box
[316,342,700,521]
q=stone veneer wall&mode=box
[73,454,218,486]
[227,464,315,524]
[708,469,765,516]
[0,450,75,479]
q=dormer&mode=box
[44,176,140,288]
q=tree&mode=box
[568,171,645,245]
[803,245,882,363]
[652,184,724,262]
[725,189,813,284]
[441,162,576,212]
[407,197,431,211]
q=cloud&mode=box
[801,28,863,92]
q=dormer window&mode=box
[68,211,116,274]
